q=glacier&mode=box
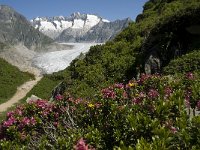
[32,43,100,74]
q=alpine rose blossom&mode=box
[148,89,159,99]
[101,88,116,99]
[74,138,89,150]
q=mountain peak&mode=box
[31,13,131,42]
[71,12,81,17]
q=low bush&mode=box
[0,73,200,149]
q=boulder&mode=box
[26,94,41,103]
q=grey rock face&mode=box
[0,5,53,50]
[78,18,132,43]
[145,51,161,74]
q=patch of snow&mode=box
[60,20,73,29]
[35,25,38,29]
[71,19,85,29]
[58,16,65,20]
[53,20,62,30]
[35,17,41,21]
[85,14,100,28]
[102,19,110,23]
[40,21,56,31]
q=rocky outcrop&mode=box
[51,82,67,100]
[145,52,161,74]
[141,7,200,74]
[26,95,42,103]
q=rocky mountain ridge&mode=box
[31,13,131,42]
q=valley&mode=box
[0,43,99,111]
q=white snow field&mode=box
[33,43,100,74]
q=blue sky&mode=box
[0,0,148,21]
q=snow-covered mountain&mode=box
[31,12,131,42]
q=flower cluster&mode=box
[101,88,116,99]
[74,138,95,150]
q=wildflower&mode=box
[185,90,191,108]
[15,109,23,116]
[185,72,195,80]
[170,126,178,134]
[53,122,59,127]
[128,82,136,87]
[114,83,124,89]
[94,102,102,108]
[148,89,159,99]
[132,97,142,105]
[137,74,151,85]
[88,103,95,108]
[74,98,83,104]
[74,138,88,150]
[164,86,173,99]
[3,116,16,127]
[196,100,200,110]
[101,88,116,99]
[54,112,59,119]
[30,117,36,126]
[6,111,14,118]
[55,94,64,101]
[21,117,30,126]
[123,91,128,99]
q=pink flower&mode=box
[148,89,159,99]
[164,86,173,99]
[123,91,128,99]
[74,138,89,150]
[54,112,59,119]
[21,117,30,126]
[186,72,195,80]
[196,100,200,110]
[55,94,64,101]
[74,98,83,104]
[15,109,23,116]
[114,83,124,89]
[53,122,59,127]
[101,88,116,99]
[94,102,102,108]
[170,126,178,134]
[185,90,191,108]
[6,111,14,118]
[137,74,151,85]
[132,97,142,105]
[30,117,36,126]
[3,116,16,127]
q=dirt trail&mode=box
[0,69,42,112]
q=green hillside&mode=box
[25,0,200,99]
[0,58,33,104]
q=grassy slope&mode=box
[0,58,33,104]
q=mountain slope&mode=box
[0,5,53,50]
[31,13,131,42]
